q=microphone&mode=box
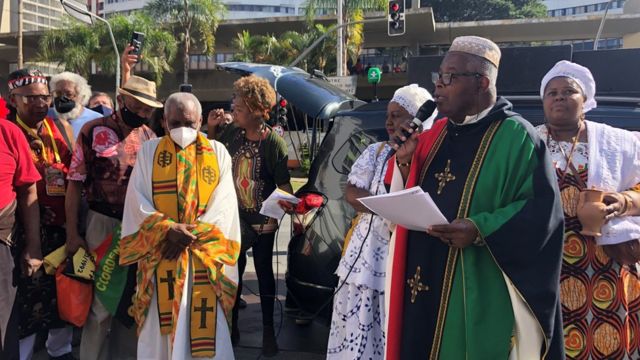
[392,99,437,148]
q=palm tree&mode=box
[307,24,336,73]
[98,13,177,85]
[304,0,387,75]
[38,14,177,85]
[145,0,226,84]
[38,19,99,77]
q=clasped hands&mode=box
[163,223,197,260]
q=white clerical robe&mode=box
[121,138,240,360]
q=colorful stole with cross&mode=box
[119,134,240,358]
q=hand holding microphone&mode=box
[391,99,437,163]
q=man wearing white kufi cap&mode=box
[327,84,432,359]
[384,36,565,359]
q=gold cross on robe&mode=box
[407,266,429,303]
[435,159,456,194]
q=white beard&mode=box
[56,105,83,122]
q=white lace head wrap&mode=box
[390,84,433,117]
[540,60,597,113]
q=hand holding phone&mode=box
[130,31,145,63]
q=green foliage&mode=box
[38,13,177,85]
[304,0,387,71]
[38,20,99,77]
[420,0,548,22]
[231,28,337,74]
[144,0,226,83]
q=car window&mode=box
[331,129,387,175]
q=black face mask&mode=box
[120,103,147,128]
[54,96,76,114]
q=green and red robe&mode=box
[384,98,565,359]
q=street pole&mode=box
[594,0,614,50]
[290,17,385,68]
[337,0,344,76]
[17,0,23,68]
[59,0,120,104]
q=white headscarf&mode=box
[540,60,597,113]
[390,84,437,129]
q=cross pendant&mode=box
[434,159,456,195]
[407,266,429,304]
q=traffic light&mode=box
[277,97,288,125]
[388,0,405,36]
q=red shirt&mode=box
[16,117,72,226]
[0,119,41,210]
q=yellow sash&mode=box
[152,134,221,357]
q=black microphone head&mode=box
[415,100,437,121]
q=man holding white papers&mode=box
[327,85,433,359]
[385,36,565,359]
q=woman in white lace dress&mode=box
[327,84,434,359]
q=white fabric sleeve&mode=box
[121,139,160,238]
[347,143,378,190]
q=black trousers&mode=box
[233,232,276,327]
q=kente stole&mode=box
[119,134,240,358]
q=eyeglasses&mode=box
[432,72,483,86]
[13,94,52,104]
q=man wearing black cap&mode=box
[65,74,161,360]
[7,68,74,360]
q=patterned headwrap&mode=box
[8,69,48,91]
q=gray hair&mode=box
[465,54,498,97]
[49,71,92,106]
[164,92,202,120]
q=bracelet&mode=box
[396,158,411,168]
[620,192,634,216]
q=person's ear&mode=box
[477,76,490,92]
[8,93,17,108]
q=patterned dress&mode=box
[327,142,392,360]
[538,125,640,359]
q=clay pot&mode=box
[577,189,606,237]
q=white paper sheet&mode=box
[357,186,448,231]
[259,188,301,219]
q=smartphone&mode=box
[179,84,192,93]
[130,31,145,63]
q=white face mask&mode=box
[169,126,198,148]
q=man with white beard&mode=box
[48,72,103,144]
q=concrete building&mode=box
[0,0,64,33]
[87,0,106,16]
[102,0,307,19]
[543,0,626,16]
[543,0,627,49]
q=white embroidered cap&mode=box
[540,60,597,113]
[390,84,433,117]
[449,36,501,67]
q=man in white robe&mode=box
[120,92,240,360]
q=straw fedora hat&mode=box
[119,75,163,108]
